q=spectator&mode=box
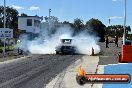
[106,36,109,48]
[115,35,118,47]
[17,40,23,55]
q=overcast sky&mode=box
[0,0,132,30]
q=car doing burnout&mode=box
[55,39,76,54]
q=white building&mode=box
[18,16,42,33]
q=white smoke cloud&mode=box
[72,32,100,55]
[28,26,73,54]
[17,25,100,55]
[12,5,24,10]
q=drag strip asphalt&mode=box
[0,54,83,88]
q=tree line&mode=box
[107,25,131,38]
[0,6,131,41]
[62,18,106,42]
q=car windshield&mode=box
[61,39,72,44]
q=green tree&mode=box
[127,34,132,40]
[107,25,131,37]
[86,18,106,42]
[44,16,60,34]
[0,6,19,38]
[63,21,69,24]
[63,21,74,28]
[21,13,28,16]
[73,18,84,35]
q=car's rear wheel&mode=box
[56,51,59,54]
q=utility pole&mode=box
[4,0,6,28]
[49,9,51,18]
[109,18,111,25]
[3,0,6,57]
[123,0,127,45]
[48,9,51,34]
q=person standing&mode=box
[115,35,118,47]
[106,36,109,48]
[17,39,23,55]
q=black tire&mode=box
[56,51,59,54]
[72,51,75,55]
[76,75,86,85]
[70,52,74,55]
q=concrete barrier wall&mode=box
[121,45,132,62]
